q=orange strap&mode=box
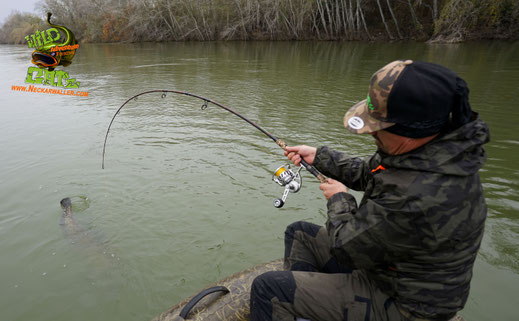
[371,165,386,173]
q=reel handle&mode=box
[273,184,291,208]
[273,198,284,208]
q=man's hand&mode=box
[319,178,348,200]
[284,145,317,166]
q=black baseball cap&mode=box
[345,60,462,138]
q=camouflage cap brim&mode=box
[344,99,395,134]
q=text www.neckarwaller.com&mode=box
[11,84,89,97]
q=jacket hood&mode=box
[380,115,490,176]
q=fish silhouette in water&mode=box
[59,197,120,263]
[59,197,121,277]
[60,197,82,237]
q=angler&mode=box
[250,60,488,321]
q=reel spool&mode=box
[272,164,302,208]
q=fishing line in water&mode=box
[102,89,327,207]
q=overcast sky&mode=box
[1,0,40,24]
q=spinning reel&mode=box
[272,164,302,208]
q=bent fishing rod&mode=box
[102,89,327,208]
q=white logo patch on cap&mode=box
[348,116,364,130]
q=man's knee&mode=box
[284,221,322,255]
[285,221,321,241]
[251,271,296,303]
[250,271,297,321]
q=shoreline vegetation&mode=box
[0,0,518,44]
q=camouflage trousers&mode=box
[250,221,410,321]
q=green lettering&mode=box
[25,67,44,84]
[54,70,67,87]
[30,35,37,48]
[25,35,34,48]
[367,94,374,111]
[34,69,43,85]
[34,32,42,47]
[60,71,69,88]
[40,30,49,45]
[43,70,56,86]
[65,78,80,89]
[46,28,60,42]
[25,67,35,83]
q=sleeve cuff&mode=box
[326,192,358,227]
[313,146,328,172]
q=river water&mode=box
[1,41,518,321]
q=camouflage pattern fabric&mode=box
[311,115,489,320]
[251,221,406,321]
[344,60,412,134]
[250,221,467,321]
[251,264,407,321]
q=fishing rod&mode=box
[102,89,327,208]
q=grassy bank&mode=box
[1,0,518,44]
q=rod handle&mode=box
[300,159,327,183]
[276,139,327,184]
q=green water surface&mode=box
[1,41,518,321]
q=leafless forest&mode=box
[1,0,518,43]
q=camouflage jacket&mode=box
[313,116,490,320]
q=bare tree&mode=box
[385,0,403,39]
[358,0,371,40]
[407,0,420,28]
[375,0,394,39]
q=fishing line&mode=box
[101,90,327,207]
